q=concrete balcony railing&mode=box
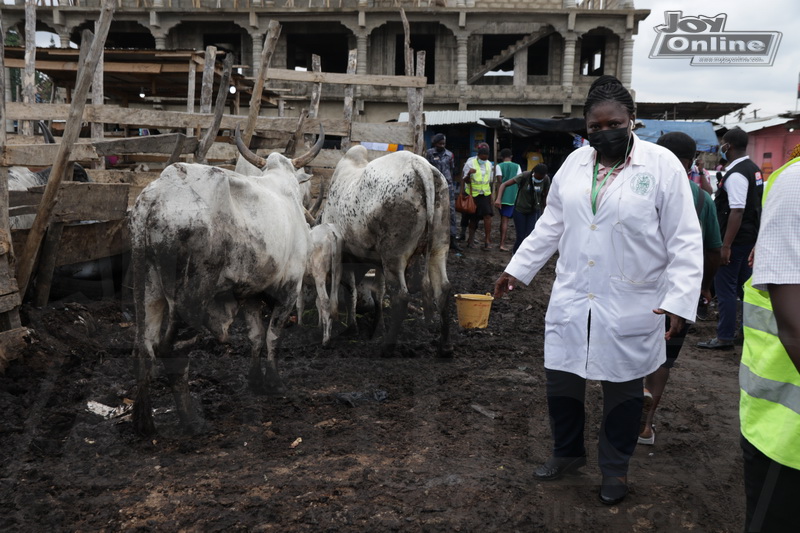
[15,0,633,9]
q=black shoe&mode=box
[449,236,462,253]
[599,476,628,505]
[696,337,734,350]
[533,455,587,481]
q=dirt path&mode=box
[0,242,745,532]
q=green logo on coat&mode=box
[630,173,655,196]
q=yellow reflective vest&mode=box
[740,156,800,470]
[469,158,493,196]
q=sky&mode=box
[631,0,800,121]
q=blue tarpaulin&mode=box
[635,119,719,153]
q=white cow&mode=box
[320,145,452,356]
[129,129,323,436]
[297,222,343,347]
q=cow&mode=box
[129,127,324,436]
[320,145,452,357]
[8,121,90,230]
[297,222,343,348]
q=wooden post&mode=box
[400,8,419,153]
[196,53,233,163]
[22,0,36,137]
[186,56,197,136]
[91,21,105,168]
[0,10,6,148]
[411,50,426,155]
[199,46,217,115]
[340,48,357,151]
[15,1,115,298]
[243,20,281,147]
[284,109,308,157]
[308,54,322,120]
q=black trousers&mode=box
[546,369,643,477]
[742,435,800,532]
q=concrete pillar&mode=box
[152,0,165,6]
[251,32,263,76]
[58,27,70,49]
[356,32,368,75]
[358,0,368,6]
[154,35,167,50]
[561,32,577,89]
[620,33,634,88]
[456,0,466,6]
[456,34,468,86]
[562,0,576,7]
[513,46,528,86]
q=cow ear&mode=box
[296,172,312,184]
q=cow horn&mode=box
[38,121,56,144]
[309,180,326,220]
[292,125,325,169]
[234,124,267,169]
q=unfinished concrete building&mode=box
[3,0,649,123]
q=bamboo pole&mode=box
[243,20,281,147]
[15,1,115,298]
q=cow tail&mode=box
[420,158,438,306]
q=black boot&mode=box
[450,236,462,252]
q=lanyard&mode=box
[591,159,621,215]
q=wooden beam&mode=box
[244,20,281,147]
[0,12,6,148]
[22,0,36,137]
[341,49,357,151]
[92,133,198,156]
[15,2,115,298]
[2,143,99,166]
[12,219,129,268]
[91,20,105,145]
[411,50,426,155]
[467,30,551,85]
[264,68,426,88]
[197,53,233,163]
[186,55,197,137]
[5,103,351,137]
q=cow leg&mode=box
[314,271,333,348]
[263,296,295,394]
[428,249,454,358]
[342,267,359,335]
[242,299,269,394]
[370,268,386,340]
[296,279,306,327]
[380,264,409,356]
[133,266,165,437]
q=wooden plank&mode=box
[0,12,6,148]
[186,56,197,137]
[91,19,105,144]
[199,45,217,115]
[350,122,414,146]
[5,103,351,136]
[22,0,36,137]
[12,219,130,268]
[85,169,161,185]
[0,291,20,314]
[341,48,357,151]
[1,143,99,166]
[92,133,199,156]
[4,58,191,74]
[244,20,282,146]
[10,183,130,223]
[264,68,426,88]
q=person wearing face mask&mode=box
[493,75,703,505]
[425,133,461,252]
[697,127,764,351]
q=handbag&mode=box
[455,182,477,214]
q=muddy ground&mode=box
[0,232,745,532]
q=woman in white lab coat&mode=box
[493,76,703,505]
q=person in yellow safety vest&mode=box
[461,143,495,250]
[740,145,800,532]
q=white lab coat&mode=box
[504,134,703,382]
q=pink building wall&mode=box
[746,124,800,179]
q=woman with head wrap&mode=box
[493,75,703,505]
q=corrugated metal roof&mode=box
[397,110,501,126]
[713,116,792,133]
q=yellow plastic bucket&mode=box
[454,293,494,329]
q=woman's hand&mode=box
[493,200,501,209]
[493,272,519,299]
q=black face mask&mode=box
[588,127,631,161]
